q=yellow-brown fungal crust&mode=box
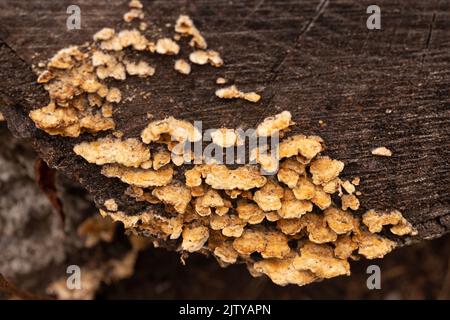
[303,213,338,244]
[215,85,261,103]
[341,194,360,211]
[202,165,267,190]
[31,12,225,138]
[210,128,238,148]
[100,29,149,52]
[174,59,191,75]
[152,183,192,214]
[309,157,345,186]
[189,50,224,67]
[152,148,171,170]
[390,219,418,236]
[362,209,417,236]
[232,229,290,259]
[210,214,246,237]
[194,189,224,216]
[87,111,414,287]
[277,158,305,188]
[253,180,284,211]
[125,185,160,204]
[93,28,115,41]
[104,198,119,212]
[324,207,355,234]
[213,241,239,264]
[256,111,293,137]
[362,209,402,233]
[333,235,359,259]
[236,201,266,224]
[124,60,155,77]
[216,77,227,84]
[293,242,350,278]
[123,9,144,22]
[323,178,342,194]
[250,146,279,173]
[311,186,332,210]
[279,135,324,160]
[277,197,313,219]
[124,1,144,22]
[276,218,305,235]
[156,38,180,55]
[253,256,318,287]
[30,4,416,288]
[73,137,150,168]
[371,146,393,157]
[181,225,210,252]
[341,180,356,194]
[141,116,201,143]
[353,231,397,259]
[175,15,207,49]
[128,0,143,9]
[292,176,316,200]
[87,108,415,286]
[47,46,86,69]
[30,45,124,137]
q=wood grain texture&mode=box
[0,0,449,242]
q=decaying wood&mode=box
[0,0,448,247]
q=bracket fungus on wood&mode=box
[0,0,448,288]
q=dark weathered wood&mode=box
[0,0,449,242]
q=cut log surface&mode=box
[0,0,449,242]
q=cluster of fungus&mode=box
[82,110,416,287]
[28,0,417,287]
[29,0,250,138]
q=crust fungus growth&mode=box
[362,209,417,236]
[256,111,293,136]
[189,50,224,67]
[141,117,201,144]
[155,38,180,55]
[175,15,208,49]
[215,85,261,103]
[371,146,393,157]
[64,109,415,287]
[25,5,417,289]
[73,137,150,168]
[174,59,191,75]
